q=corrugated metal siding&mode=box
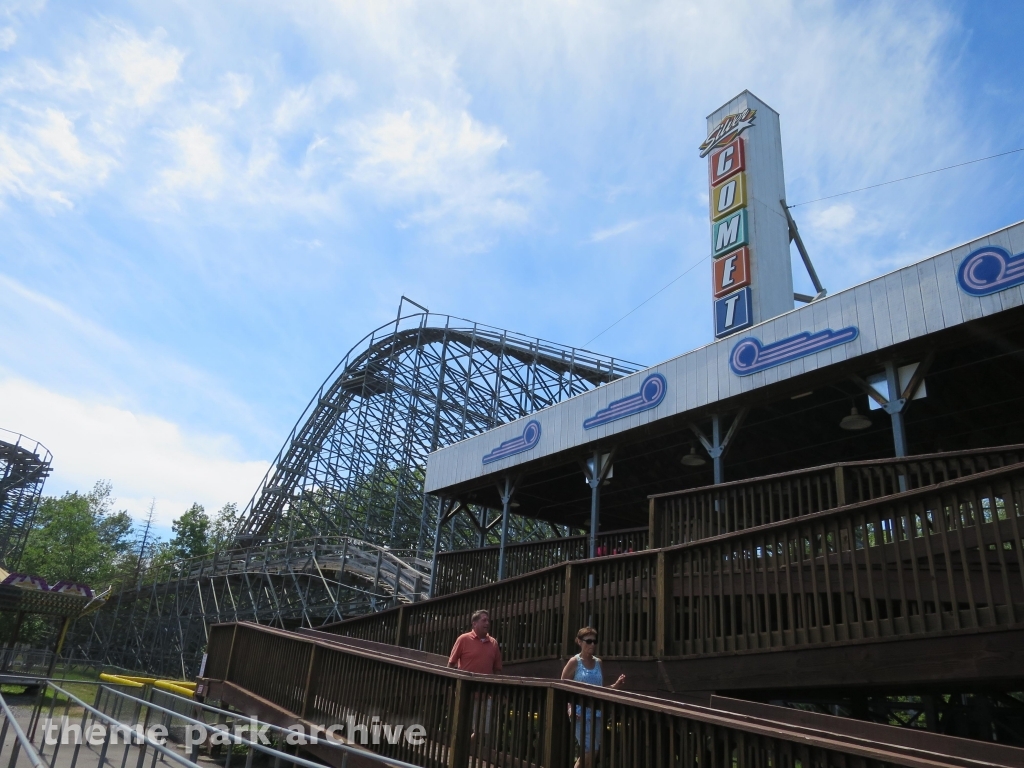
[425,219,1024,493]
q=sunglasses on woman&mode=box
[582,637,597,645]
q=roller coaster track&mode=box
[78,533,433,677]
[177,535,432,603]
[77,306,638,677]
[0,428,52,568]
[235,307,639,550]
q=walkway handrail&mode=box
[649,444,1024,547]
[322,553,572,661]
[325,461,1024,664]
[203,621,1023,768]
[110,683,423,768]
[654,460,1024,657]
[432,526,648,597]
[37,683,204,768]
[0,690,44,768]
[432,447,1024,601]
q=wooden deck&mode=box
[200,622,1024,767]
[203,450,1024,758]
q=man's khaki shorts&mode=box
[470,693,493,735]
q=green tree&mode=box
[209,502,240,551]
[19,481,134,586]
[20,493,101,583]
[143,540,179,582]
[169,503,210,560]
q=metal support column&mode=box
[429,498,446,599]
[690,408,747,486]
[849,355,931,465]
[712,414,723,485]
[584,449,615,558]
[497,476,519,580]
[477,507,488,548]
[783,201,827,303]
[590,454,600,558]
[884,361,909,458]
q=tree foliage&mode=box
[167,502,240,561]
[18,481,134,587]
[169,503,210,560]
[12,482,242,589]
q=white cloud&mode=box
[271,73,355,133]
[347,101,542,242]
[222,72,253,109]
[0,377,269,528]
[588,219,644,243]
[101,24,182,108]
[808,203,856,233]
[0,271,276,452]
[0,26,15,50]
[0,11,546,245]
[0,21,183,208]
[158,125,225,197]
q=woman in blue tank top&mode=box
[560,627,626,767]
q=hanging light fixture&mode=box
[681,446,707,466]
[840,406,872,431]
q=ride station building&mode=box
[422,91,1024,724]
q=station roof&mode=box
[425,219,1024,529]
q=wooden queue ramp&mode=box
[199,621,1024,767]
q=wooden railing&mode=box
[662,462,1024,656]
[432,448,1023,601]
[650,445,1024,548]
[432,527,648,597]
[327,462,1024,665]
[331,560,569,663]
[202,622,1018,768]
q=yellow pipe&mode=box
[99,674,195,697]
[153,680,195,698]
[98,673,144,688]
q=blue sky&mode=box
[2,0,1023,536]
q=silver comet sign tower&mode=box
[704,91,795,338]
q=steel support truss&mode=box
[76,305,638,677]
[235,305,639,553]
[72,534,433,678]
[0,429,52,569]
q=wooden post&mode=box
[562,564,582,656]
[371,551,383,609]
[224,624,239,681]
[541,686,571,768]
[429,506,445,599]
[655,551,669,657]
[648,498,661,549]
[834,465,847,508]
[447,678,474,768]
[300,644,318,718]
[412,575,422,602]
[395,605,408,647]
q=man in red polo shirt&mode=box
[448,609,502,746]
[448,609,502,674]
